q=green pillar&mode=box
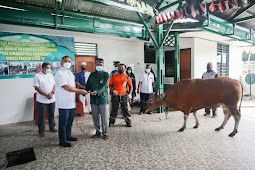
[156,25,165,113]
[174,32,180,83]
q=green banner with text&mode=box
[0,32,75,79]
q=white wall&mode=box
[229,45,242,80]
[193,38,217,78]
[0,23,145,125]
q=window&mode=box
[165,50,175,77]
[217,43,229,77]
[144,50,156,63]
[75,42,97,57]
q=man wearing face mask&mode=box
[109,64,133,127]
[75,62,91,114]
[55,56,88,147]
[110,61,120,77]
[202,62,218,118]
[137,64,157,115]
[33,62,57,137]
[85,58,110,140]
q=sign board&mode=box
[245,73,255,85]
[0,32,75,79]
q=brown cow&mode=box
[148,77,243,137]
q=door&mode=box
[75,56,96,113]
[180,49,191,80]
[75,56,96,73]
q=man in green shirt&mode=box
[85,58,110,140]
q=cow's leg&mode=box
[179,113,189,132]
[193,111,199,128]
[228,106,241,137]
[215,108,231,131]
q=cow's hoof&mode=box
[193,125,198,129]
[215,127,221,131]
[178,128,185,132]
[228,133,236,137]
[229,130,237,137]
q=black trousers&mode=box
[110,95,131,124]
[36,102,56,133]
[205,108,216,115]
[140,92,151,113]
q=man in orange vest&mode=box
[109,64,133,127]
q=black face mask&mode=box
[118,70,124,74]
[81,67,86,71]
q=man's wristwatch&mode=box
[51,91,55,94]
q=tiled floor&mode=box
[1,98,255,169]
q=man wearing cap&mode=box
[75,62,91,114]
[85,58,110,140]
[110,61,120,77]
[202,62,218,118]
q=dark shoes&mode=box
[50,128,58,132]
[126,123,132,127]
[103,135,109,140]
[92,134,108,140]
[147,111,153,115]
[92,134,101,138]
[59,142,71,147]
[204,113,210,116]
[67,137,78,141]
[39,132,45,137]
[139,112,143,115]
[59,137,77,147]
[109,123,114,127]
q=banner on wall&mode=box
[0,32,75,79]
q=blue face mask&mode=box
[46,69,52,74]
[145,69,150,73]
[96,66,103,72]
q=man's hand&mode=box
[82,86,86,89]
[137,89,140,94]
[128,94,132,99]
[113,90,119,95]
[79,89,88,96]
[46,93,53,99]
[90,91,97,96]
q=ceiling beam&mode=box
[137,12,159,49]
[158,0,182,12]
[232,15,255,23]
[229,2,255,21]
[82,0,148,14]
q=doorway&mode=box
[75,56,96,113]
[165,49,191,80]
[180,49,191,80]
[75,56,96,73]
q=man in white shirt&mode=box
[75,62,91,114]
[55,56,88,147]
[33,62,57,137]
[137,64,157,115]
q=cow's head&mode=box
[147,93,166,111]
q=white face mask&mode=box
[127,70,131,74]
[63,62,71,69]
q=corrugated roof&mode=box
[212,4,255,30]
[3,0,255,30]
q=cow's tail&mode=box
[239,81,243,113]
